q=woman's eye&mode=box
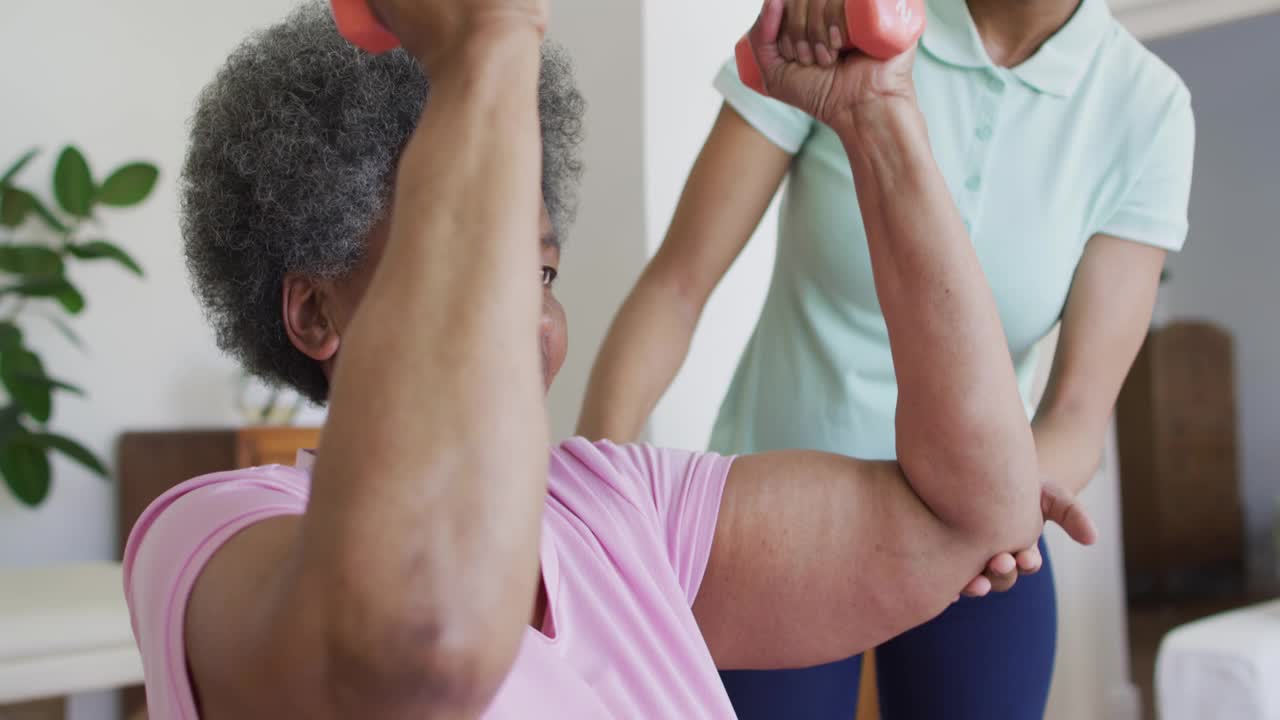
[541,266,558,288]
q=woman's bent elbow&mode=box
[323,614,520,718]
[901,448,1044,553]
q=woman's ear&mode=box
[282,273,342,363]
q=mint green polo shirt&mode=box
[708,0,1195,459]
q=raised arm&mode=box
[577,105,790,441]
[183,4,550,719]
[692,1,1045,669]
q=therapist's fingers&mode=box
[961,574,991,598]
[985,553,1019,593]
[1042,481,1098,546]
[1015,546,1043,575]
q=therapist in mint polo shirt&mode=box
[580,0,1195,717]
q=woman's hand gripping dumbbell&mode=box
[736,0,925,96]
[330,0,549,61]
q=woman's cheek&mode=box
[541,293,568,387]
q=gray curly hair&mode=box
[182,2,585,404]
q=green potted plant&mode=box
[0,145,157,507]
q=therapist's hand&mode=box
[960,481,1098,599]
[744,0,914,128]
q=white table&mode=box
[0,564,143,706]
[1157,598,1280,720]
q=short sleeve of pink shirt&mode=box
[123,439,736,719]
[587,442,730,605]
[122,465,311,719]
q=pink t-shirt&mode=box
[124,438,737,718]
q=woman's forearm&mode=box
[838,97,1040,547]
[1033,408,1111,496]
[578,105,791,442]
[578,268,701,441]
[1029,233,1169,497]
[300,29,548,692]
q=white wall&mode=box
[544,0,648,440]
[1149,13,1280,589]
[1110,0,1280,39]
[0,0,312,562]
[641,0,780,451]
[1,4,306,718]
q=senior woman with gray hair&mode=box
[124,0,1094,717]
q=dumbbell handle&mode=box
[736,0,926,96]
[332,0,399,54]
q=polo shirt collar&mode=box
[920,0,1112,98]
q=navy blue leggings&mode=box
[720,538,1056,719]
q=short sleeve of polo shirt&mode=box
[1099,88,1196,252]
[713,59,816,154]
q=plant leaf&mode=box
[53,146,94,218]
[0,406,20,448]
[28,195,68,233]
[14,372,84,396]
[0,245,64,277]
[1,276,69,296]
[56,283,86,314]
[0,347,52,422]
[0,322,21,351]
[1,149,38,186]
[33,313,84,351]
[97,163,158,207]
[1,188,35,228]
[1,189,71,233]
[4,277,88,315]
[27,432,108,478]
[68,240,143,276]
[0,434,51,506]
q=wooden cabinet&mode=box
[1116,323,1245,599]
[117,427,321,552]
[115,426,321,718]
